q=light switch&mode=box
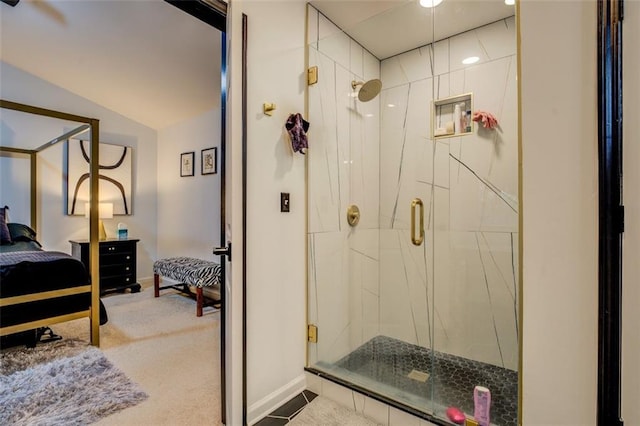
[280,192,290,212]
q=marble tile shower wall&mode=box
[307,7,382,365]
[307,7,518,372]
[379,16,518,370]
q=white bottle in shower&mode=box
[454,103,461,134]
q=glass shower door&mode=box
[306,1,437,414]
[306,4,384,385]
[429,4,520,425]
[306,2,520,425]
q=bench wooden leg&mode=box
[154,274,160,298]
[196,287,203,317]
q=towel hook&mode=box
[263,103,276,116]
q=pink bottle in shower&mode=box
[473,386,491,426]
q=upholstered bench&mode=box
[153,257,221,317]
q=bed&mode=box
[1,99,104,346]
[0,221,107,344]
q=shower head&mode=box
[351,79,382,102]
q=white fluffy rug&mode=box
[0,339,148,425]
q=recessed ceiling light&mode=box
[505,0,515,5]
[462,56,480,65]
[387,104,396,108]
[365,113,374,118]
[420,0,444,8]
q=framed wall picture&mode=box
[181,152,195,177]
[201,147,217,175]
[65,139,133,215]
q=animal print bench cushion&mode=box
[153,257,221,288]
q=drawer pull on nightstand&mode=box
[69,238,141,295]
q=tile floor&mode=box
[334,335,517,426]
[254,390,318,426]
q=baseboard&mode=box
[247,374,306,425]
[138,276,154,288]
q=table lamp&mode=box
[85,202,113,240]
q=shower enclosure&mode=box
[306,1,519,425]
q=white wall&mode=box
[0,61,158,278]
[520,1,598,424]
[229,1,308,423]
[156,108,221,261]
[623,1,639,424]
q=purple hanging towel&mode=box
[285,113,310,154]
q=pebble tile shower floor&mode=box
[334,335,518,426]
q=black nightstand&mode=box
[70,238,141,295]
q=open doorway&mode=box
[0,0,229,424]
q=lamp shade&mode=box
[85,203,113,240]
[85,203,114,219]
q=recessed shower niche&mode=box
[305,1,519,425]
[433,93,473,138]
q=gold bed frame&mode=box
[0,99,101,346]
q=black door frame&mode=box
[164,1,231,424]
[597,1,624,425]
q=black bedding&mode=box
[0,248,89,297]
[0,223,107,330]
[0,240,41,253]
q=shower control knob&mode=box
[347,205,360,227]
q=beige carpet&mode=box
[52,284,222,426]
[289,396,381,426]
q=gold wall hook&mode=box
[263,102,276,116]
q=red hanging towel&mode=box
[472,111,499,129]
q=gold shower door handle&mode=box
[411,198,424,246]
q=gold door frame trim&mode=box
[515,1,524,424]
[304,2,310,368]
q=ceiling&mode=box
[0,0,221,131]
[0,0,513,131]
[311,0,515,59]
